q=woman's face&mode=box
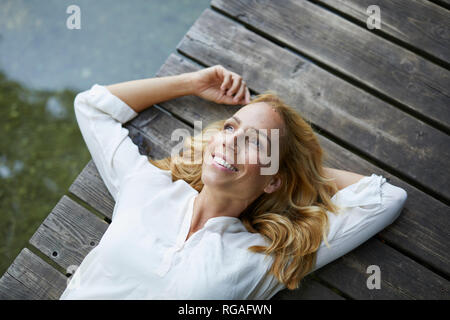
[201,102,285,201]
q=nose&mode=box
[221,130,242,163]
[223,132,236,150]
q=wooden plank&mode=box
[211,0,450,132]
[127,107,193,157]
[149,54,450,296]
[315,0,450,65]
[69,160,115,220]
[177,9,450,203]
[271,277,345,300]
[69,107,192,219]
[315,239,450,299]
[29,195,109,271]
[0,248,66,300]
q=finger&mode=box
[221,73,232,92]
[223,95,236,105]
[233,82,246,103]
[245,87,251,104]
[227,76,242,96]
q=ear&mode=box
[263,175,282,194]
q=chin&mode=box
[200,168,229,188]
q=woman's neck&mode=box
[190,186,252,233]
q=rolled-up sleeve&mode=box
[74,83,162,202]
[313,173,407,271]
[253,173,407,300]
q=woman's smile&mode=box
[211,153,238,172]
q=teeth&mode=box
[213,156,237,172]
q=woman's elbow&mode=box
[381,182,408,225]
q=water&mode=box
[0,0,210,278]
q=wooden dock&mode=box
[1,0,449,300]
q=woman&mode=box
[60,65,407,300]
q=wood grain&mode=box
[211,0,450,132]
[315,0,450,65]
[0,248,67,300]
[315,239,449,299]
[271,276,345,300]
[29,196,109,271]
[69,160,115,220]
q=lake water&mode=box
[0,0,210,278]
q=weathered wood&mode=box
[271,277,345,300]
[315,0,450,65]
[69,160,115,220]
[177,9,450,203]
[210,1,450,132]
[0,248,67,300]
[315,239,450,299]
[29,195,109,271]
[128,107,193,156]
[154,53,450,276]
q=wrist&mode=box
[178,71,200,96]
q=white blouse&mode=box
[59,84,407,300]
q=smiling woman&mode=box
[60,65,407,300]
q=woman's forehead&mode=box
[233,102,284,130]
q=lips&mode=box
[212,153,238,172]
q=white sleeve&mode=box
[312,173,407,272]
[253,173,407,300]
[74,83,167,203]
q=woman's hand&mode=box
[192,65,251,105]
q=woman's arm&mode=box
[312,173,407,272]
[106,65,251,113]
[106,73,197,113]
[323,167,366,192]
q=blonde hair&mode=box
[149,92,340,290]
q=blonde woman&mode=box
[60,65,407,300]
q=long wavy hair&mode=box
[149,92,341,290]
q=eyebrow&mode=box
[230,116,271,145]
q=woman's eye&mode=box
[224,124,234,132]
